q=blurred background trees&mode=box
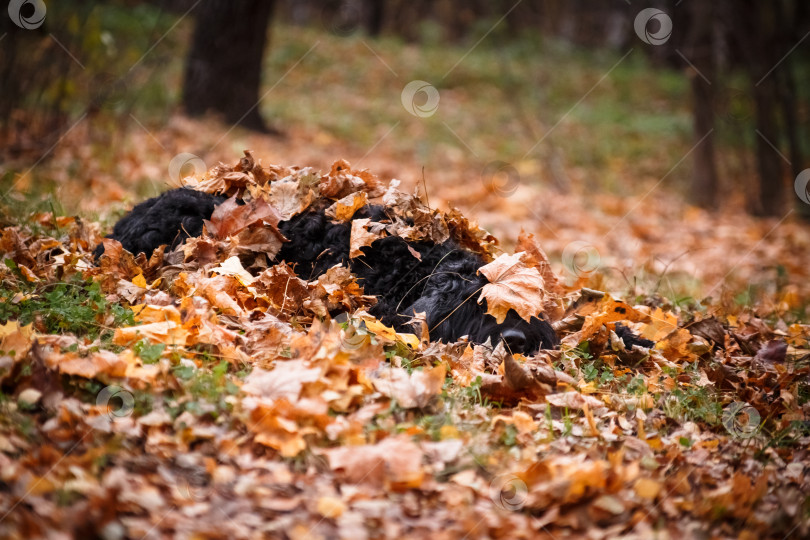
[1,0,808,217]
[182,0,276,132]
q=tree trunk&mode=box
[774,1,809,220]
[182,0,275,132]
[734,1,787,216]
[686,1,719,209]
[365,0,384,37]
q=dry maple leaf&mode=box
[478,252,545,324]
[516,231,565,321]
[268,177,314,220]
[349,218,384,258]
[205,196,282,239]
[254,263,310,316]
[325,191,368,221]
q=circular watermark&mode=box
[340,319,370,351]
[489,474,528,511]
[482,161,520,198]
[177,467,213,502]
[722,401,760,439]
[561,241,601,278]
[8,0,46,30]
[168,153,207,187]
[794,169,810,205]
[401,80,440,118]
[321,0,363,37]
[96,385,135,419]
[634,8,672,46]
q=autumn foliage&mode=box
[0,152,808,538]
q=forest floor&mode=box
[1,22,809,539]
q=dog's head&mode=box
[405,257,558,354]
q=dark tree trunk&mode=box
[774,1,809,220]
[365,0,384,37]
[686,1,719,209]
[733,1,787,216]
[182,0,275,132]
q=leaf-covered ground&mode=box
[1,152,809,539]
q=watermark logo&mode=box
[489,474,528,511]
[96,385,135,419]
[482,161,520,198]
[340,318,370,351]
[168,153,207,187]
[321,0,362,37]
[8,0,46,29]
[795,169,810,205]
[634,8,672,46]
[401,80,440,118]
[561,241,601,278]
[177,467,213,502]
[722,401,760,439]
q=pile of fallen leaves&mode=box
[0,152,808,539]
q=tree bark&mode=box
[734,0,787,216]
[686,1,719,209]
[182,0,275,132]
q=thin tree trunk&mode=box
[734,1,787,216]
[687,1,719,208]
[182,0,275,133]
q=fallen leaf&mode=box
[349,218,384,258]
[478,252,545,323]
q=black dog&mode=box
[96,188,559,354]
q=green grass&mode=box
[262,26,693,193]
[0,268,134,340]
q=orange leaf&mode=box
[478,252,545,323]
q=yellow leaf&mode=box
[329,191,368,221]
[439,425,460,439]
[18,264,39,282]
[132,274,147,288]
[316,496,346,518]
[634,477,662,500]
[396,333,420,349]
[642,308,678,341]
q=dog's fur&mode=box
[94,189,226,259]
[96,188,559,354]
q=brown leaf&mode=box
[545,392,605,411]
[503,353,535,391]
[255,263,310,317]
[478,252,545,324]
[445,207,498,258]
[205,196,282,239]
[320,159,382,199]
[755,340,787,363]
[36,341,131,379]
[516,231,565,321]
[268,176,315,220]
[349,218,384,258]
[323,436,424,489]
